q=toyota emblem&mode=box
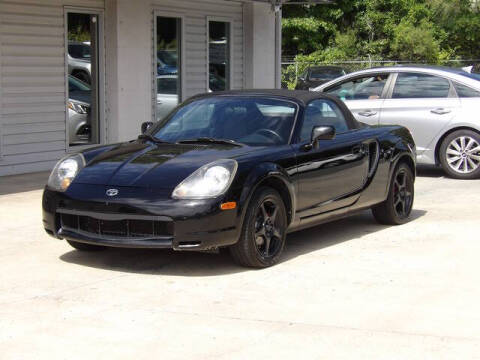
[106,189,119,197]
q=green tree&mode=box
[390,19,440,62]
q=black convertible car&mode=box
[43,90,416,268]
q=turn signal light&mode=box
[220,202,237,210]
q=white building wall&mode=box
[0,0,278,176]
[104,0,152,144]
[106,0,247,143]
[244,2,277,89]
[0,0,105,176]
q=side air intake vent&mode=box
[368,141,380,177]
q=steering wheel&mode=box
[255,129,283,143]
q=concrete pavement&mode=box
[1,168,479,359]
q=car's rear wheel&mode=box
[372,163,414,225]
[67,240,106,251]
[230,187,287,268]
[439,130,480,179]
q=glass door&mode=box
[66,11,100,146]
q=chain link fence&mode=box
[281,59,480,89]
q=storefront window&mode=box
[156,16,182,121]
[208,21,231,92]
[66,12,100,146]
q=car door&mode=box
[293,99,371,219]
[322,73,391,126]
[380,72,461,154]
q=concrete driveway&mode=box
[1,168,479,359]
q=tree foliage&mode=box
[282,0,480,62]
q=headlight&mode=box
[172,159,238,199]
[47,154,85,192]
[68,100,89,114]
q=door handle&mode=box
[358,110,377,117]
[431,108,451,115]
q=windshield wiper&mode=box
[138,134,171,144]
[177,137,243,147]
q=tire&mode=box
[229,187,287,268]
[372,163,414,225]
[67,240,106,251]
[439,130,480,179]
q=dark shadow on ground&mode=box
[59,209,427,277]
[416,165,445,178]
[0,171,49,195]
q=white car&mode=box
[68,41,91,84]
[314,66,480,179]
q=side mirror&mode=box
[303,126,336,151]
[141,121,154,134]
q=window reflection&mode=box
[209,21,230,92]
[392,73,450,99]
[67,12,99,146]
[326,74,388,101]
[156,16,181,120]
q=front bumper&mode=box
[42,183,241,250]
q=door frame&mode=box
[64,6,106,153]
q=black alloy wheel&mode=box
[230,187,287,268]
[392,168,414,219]
[372,163,414,225]
[253,197,284,259]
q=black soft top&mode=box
[188,89,360,129]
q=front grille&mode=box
[60,213,174,238]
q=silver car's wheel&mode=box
[446,136,480,174]
[440,130,480,179]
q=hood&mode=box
[74,140,257,189]
[69,90,91,104]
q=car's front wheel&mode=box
[230,187,287,268]
[67,240,106,251]
[439,130,480,179]
[372,162,414,225]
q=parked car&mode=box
[313,65,480,179]
[462,63,480,74]
[157,50,178,75]
[68,41,92,84]
[43,90,416,268]
[295,66,347,90]
[68,75,91,145]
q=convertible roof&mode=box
[188,89,361,130]
[190,89,339,105]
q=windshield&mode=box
[151,97,297,146]
[310,68,345,80]
[157,50,178,67]
[69,75,91,92]
[68,44,91,60]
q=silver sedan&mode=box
[313,66,480,179]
